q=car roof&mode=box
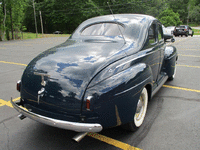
[82,14,156,26]
[72,14,158,41]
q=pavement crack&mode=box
[0,114,18,125]
[3,122,10,150]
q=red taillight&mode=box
[17,80,21,92]
[86,96,93,111]
[185,29,187,31]
[86,99,90,110]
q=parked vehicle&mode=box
[53,31,62,34]
[11,14,178,142]
[174,25,194,37]
[162,25,175,42]
[166,26,176,34]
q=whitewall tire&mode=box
[122,87,148,131]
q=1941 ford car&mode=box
[11,14,178,141]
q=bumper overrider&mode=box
[10,99,103,133]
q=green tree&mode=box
[188,0,200,23]
[145,0,168,18]
[0,0,6,41]
[0,2,3,41]
[0,0,26,40]
[4,0,200,37]
[159,8,182,26]
[189,5,200,23]
[167,0,189,23]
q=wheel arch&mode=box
[145,84,152,101]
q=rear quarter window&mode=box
[148,24,156,44]
[158,25,164,41]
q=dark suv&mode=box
[173,25,194,37]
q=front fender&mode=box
[82,63,153,128]
[164,45,177,59]
[163,46,178,77]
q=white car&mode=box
[166,26,176,34]
[162,25,174,42]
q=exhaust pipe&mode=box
[72,132,88,142]
[18,114,26,120]
[10,97,26,120]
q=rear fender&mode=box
[82,63,153,128]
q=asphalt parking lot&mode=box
[0,36,200,150]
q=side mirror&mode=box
[171,38,175,43]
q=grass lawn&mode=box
[1,32,70,41]
[19,31,200,37]
[20,32,70,40]
[193,29,200,35]
[1,30,200,41]
[20,31,200,38]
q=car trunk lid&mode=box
[21,39,126,115]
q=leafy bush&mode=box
[158,9,182,27]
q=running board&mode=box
[152,76,168,97]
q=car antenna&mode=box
[107,2,126,44]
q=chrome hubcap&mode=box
[135,95,145,121]
[134,88,148,127]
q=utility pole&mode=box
[39,11,44,35]
[33,0,38,38]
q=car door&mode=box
[156,23,166,82]
[143,22,161,90]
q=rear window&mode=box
[81,23,124,36]
[178,26,187,29]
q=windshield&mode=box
[81,23,124,36]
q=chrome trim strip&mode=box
[11,99,103,133]
[115,76,151,96]
[116,50,157,69]
[116,54,146,69]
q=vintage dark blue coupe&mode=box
[11,14,178,141]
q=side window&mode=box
[158,25,164,41]
[148,24,156,45]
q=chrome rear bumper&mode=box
[11,99,103,133]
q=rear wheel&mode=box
[122,87,148,131]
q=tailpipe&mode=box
[18,114,26,120]
[72,132,88,142]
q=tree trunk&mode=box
[2,3,6,41]
[10,7,14,40]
